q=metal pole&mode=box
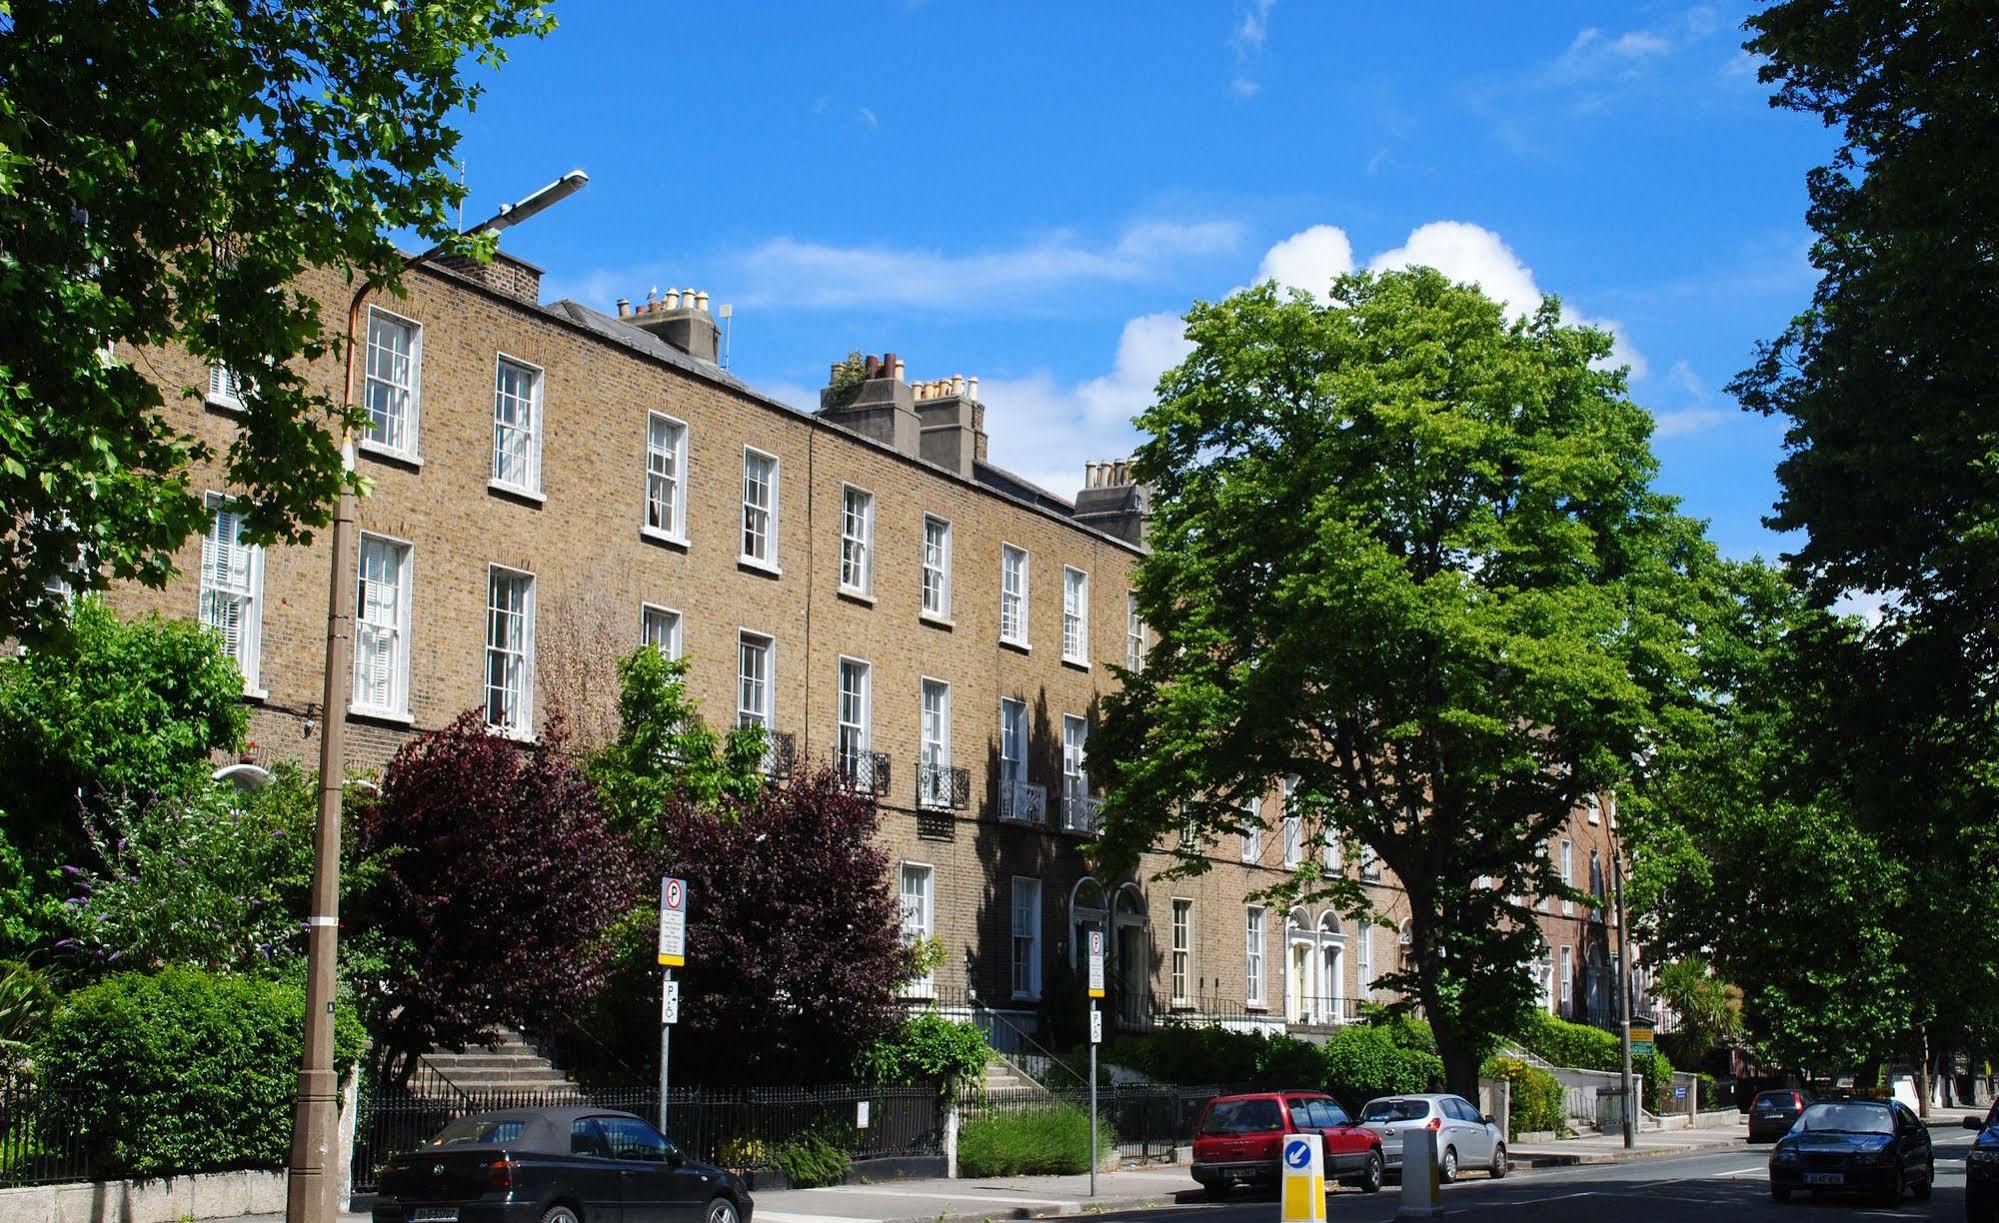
[1089,1001,1099,1197]
[1616,850,1635,1150]
[660,968,672,1135]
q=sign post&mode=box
[1087,928,1105,1197]
[658,877,688,1136]
[1280,1134,1325,1223]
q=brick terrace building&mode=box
[112,244,1643,1048]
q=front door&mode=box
[1116,922,1147,1027]
[1288,943,1312,1023]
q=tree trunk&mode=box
[1435,1023,1483,1100]
[1915,1027,1932,1118]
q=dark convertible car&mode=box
[1767,1097,1933,1205]
[372,1107,753,1223]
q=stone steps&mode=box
[423,1029,581,1096]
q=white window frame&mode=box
[737,630,774,731]
[1245,905,1267,1006]
[1011,876,1043,1000]
[197,493,263,695]
[1126,593,1145,672]
[1000,543,1029,647]
[1360,842,1382,881]
[642,412,689,544]
[352,532,413,718]
[1561,838,1575,917]
[490,353,544,496]
[919,677,952,809]
[900,862,935,998]
[361,306,422,460]
[740,447,780,571]
[1240,795,1262,863]
[641,604,683,659]
[484,565,536,738]
[1170,898,1194,1005]
[1357,919,1375,996]
[1560,945,1575,1011]
[839,484,874,595]
[1000,698,1027,785]
[837,656,872,775]
[1282,776,1303,867]
[1062,566,1089,665]
[206,362,247,412]
[1323,825,1343,873]
[1061,714,1089,818]
[921,515,952,619]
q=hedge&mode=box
[1483,1056,1564,1139]
[1109,1022,1441,1106]
[959,1104,1115,1176]
[1319,1025,1443,1105]
[34,966,367,1177]
[1514,1011,1676,1114]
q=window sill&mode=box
[349,705,415,727]
[919,610,954,630]
[639,525,690,550]
[1245,1002,1269,1013]
[204,394,245,415]
[488,479,545,505]
[1012,992,1042,1004]
[360,440,424,470]
[837,586,875,606]
[1000,637,1031,654]
[1061,655,1091,672]
[738,555,782,578]
[241,686,270,703]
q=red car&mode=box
[1191,1091,1385,1197]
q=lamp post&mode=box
[284,171,587,1223]
[1612,795,1636,1150]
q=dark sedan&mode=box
[1748,1089,1814,1143]
[1963,1103,1999,1221]
[1768,1098,1933,1205]
[372,1107,752,1223]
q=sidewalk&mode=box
[751,1166,1200,1223]
[1508,1124,1747,1167]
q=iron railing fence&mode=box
[353,1079,940,1194]
[962,1085,1222,1163]
[0,1083,93,1187]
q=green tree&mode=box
[1650,958,1744,1053]
[587,648,767,844]
[0,0,553,638]
[0,596,246,955]
[1093,269,1712,1097]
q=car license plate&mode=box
[1803,1173,1844,1186]
[412,1209,459,1221]
[1224,1168,1253,1181]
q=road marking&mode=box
[798,1188,1080,1208]
[758,1212,888,1223]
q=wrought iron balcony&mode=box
[916,762,971,810]
[759,730,796,778]
[835,750,891,796]
[997,779,1047,825]
[1060,786,1103,834]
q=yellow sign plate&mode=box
[658,953,685,967]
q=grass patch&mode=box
[959,1104,1116,1176]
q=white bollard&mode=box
[1395,1128,1444,1220]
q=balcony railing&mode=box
[836,750,891,796]
[916,762,970,811]
[1060,787,1103,834]
[759,730,796,779]
[997,780,1047,825]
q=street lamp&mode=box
[284,170,588,1223]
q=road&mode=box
[1088,1126,1979,1223]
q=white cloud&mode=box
[1651,407,1727,438]
[858,106,879,130]
[1230,77,1262,99]
[1230,0,1276,57]
[729,220,1243,310]
[979,312,1192,498]
[1257,224,1355,302]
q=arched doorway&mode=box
[1113,883,1148,1029]
[1317,911,1345,1024]
[1068,876,1107,972]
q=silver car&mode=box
[1356,1093,1507,1183]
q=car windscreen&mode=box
[429,1118,528,1147]
[1202,1098,1284,1134]
[1754,1092,1797,1109]
[1360,1099,1430,1124]
[1796,1103,1893,1134]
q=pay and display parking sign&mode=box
[658,876,688,967]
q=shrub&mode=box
[1320,1025,1442,1106]
[1110,1025,1277,1086]
[770,1127,850,1188]
[1515,1011,1676,1115]
[34,966,366,1176]
[959,1104,1115,1176]
[1483,1056,1564,1139]
[854,1012,989,1094]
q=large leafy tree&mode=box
[348,711,641,1084]
[0,0,552,638]
[1094,269,1712,1095]
[1732,1,1999,1086]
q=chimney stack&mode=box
[622,285,721,364]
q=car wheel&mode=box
[1876,1172,1902,1206]
[1440,1145,1458,1184]
[1359,1150,1384,1194]
[706,1198,740,1223]
[1770,1185,1790,1203]
[1914,1160,1933,1200]
[1490,1143,1508,1179]
[542,1207,581,1223]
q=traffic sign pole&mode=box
[660,968,672,1135]
[1086,929,1105,1197]
[658,877,689,1137]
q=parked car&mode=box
[1767,1097,1933,1205]
[1190,1091,1384,1197]
[372,1106,753,1223]
[1748,1088,1815,1143]
[1355,1094,1506,1184]
[1961,1102,1999,1221]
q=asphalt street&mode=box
[1087,1126,1981,1223]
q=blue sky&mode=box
[448,1,1834,561]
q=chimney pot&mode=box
[892,358,906,382]
[865,355,880,376]
[695,291,710,312]
[617,297,631,319]
[967,376,979,400]
[951,374,965,397]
